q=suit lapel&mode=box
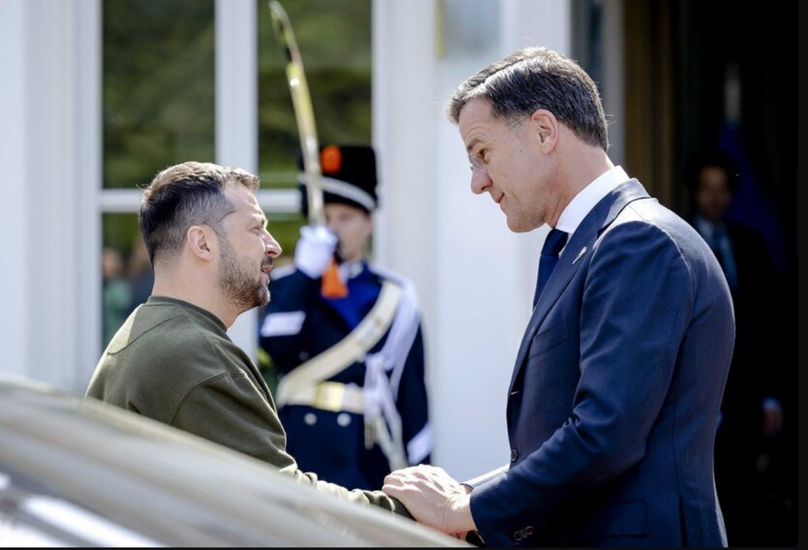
[508,179,651,393]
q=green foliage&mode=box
[101,0,371,252]
[103,0,216,191]
[103,213,140,260]
[258,0,372,187]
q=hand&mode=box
[382,465,476,535]
[294,225,338,278]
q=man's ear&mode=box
[187,225,216,262]
[530,109,558,151]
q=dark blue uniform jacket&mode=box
[259,262,430,490]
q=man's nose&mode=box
[264,234,282,258]
[470,169,491,195]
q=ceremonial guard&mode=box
[259,145,431,490]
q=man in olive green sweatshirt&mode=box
[86,161,409,516]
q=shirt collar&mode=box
[555,165,630,236]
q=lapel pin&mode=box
[572,246,587,265]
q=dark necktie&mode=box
[533,228,568,307]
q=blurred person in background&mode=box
[101,247,132,348]
[126,236,154,313]
[684,148,794,546]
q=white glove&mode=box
[294,225,338,278]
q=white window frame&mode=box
[85,0,299,370]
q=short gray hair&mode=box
[446,46,608,151]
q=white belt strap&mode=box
[275,280,402,408]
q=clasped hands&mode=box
[382,465,476,540]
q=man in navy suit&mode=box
[383,46,734,547]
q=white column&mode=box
[373,0,443,458]
[0,0,29,378]
[372,0,438,296]
[75,0,103,390]
[215,0,259,358]
[2,0,101,392]
[27,0,80,390]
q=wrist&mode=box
[449,492,476,532]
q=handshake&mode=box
[382,465,478,542]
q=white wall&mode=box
[0,0,29,378]
[0,0,101,391]
[375,0,571,481]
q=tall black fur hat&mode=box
[299,144,378,215]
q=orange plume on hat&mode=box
[321,145,342,174]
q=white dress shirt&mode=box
[554,165,630,256]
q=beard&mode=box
[217,236,270,313]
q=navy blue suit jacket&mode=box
[470,180,734,547]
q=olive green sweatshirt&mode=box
[87,295,409,516]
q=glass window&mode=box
[101,0,214,350]
[98,1,363,353]
[101,213,152,349]
[103,0,215,190]
[257,0,372,189]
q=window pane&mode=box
[103,0,215,190]
[258,0,372,189]
[101,213,153,350]
[100,210,301,351]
